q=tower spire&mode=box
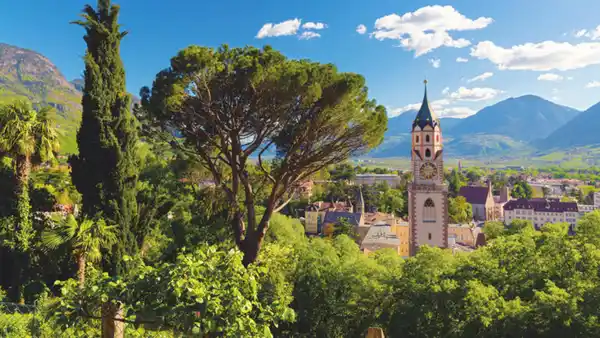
[413,79,439,129]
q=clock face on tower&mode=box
[419,162,438,180]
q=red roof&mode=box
[459,186,491,205]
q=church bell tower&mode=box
[409,80,449,255]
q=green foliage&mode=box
[446,169,467,197]
[141,43,387,264]
[332,218,358,240]
[483,221,505,240]
[329,163,356,181]
[511,179,533,199]
[448,196,473,224]
[69,0,140,275]
[52,244,295,337]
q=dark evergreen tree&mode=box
[69,0,139,275]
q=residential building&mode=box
[322,211,364,237]
[459,181,496,221]
[492,186,511,221]
[391,221,410,257]
[304,201,353,234]
[594,192,600,209]
[360,223,402,255]
[408,80,449,255]
[504,198,579,229]
[293,181,313,200]
[578,204,596,216]
[353,174,402,188]
[448,223,481,247]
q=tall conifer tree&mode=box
[70,0,139,275]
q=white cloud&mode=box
[256,19,302,39]
[356,24,367,35]
[299,31,321,40]
[371,5,493,56]
[471,40,600,71]
[439,106,477,118]
[575,29,588,38]
[467,72,494,83]
[586,81,600,88]
[302,22,327,30]
[537,73,564,82]
[389,95,477,118]
[575,26,600,40]
[429,58,441,68]
[442,87,450,95]
[448,87,502,101]
[456,57,469,63]
[567,76,574,80]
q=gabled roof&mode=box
[323,211,363,226]
[459,185,491,205]
[412,80,440,130]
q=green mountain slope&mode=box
[0,43,81,154]
[539,101,600,150]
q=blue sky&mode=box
[2,0,600,118]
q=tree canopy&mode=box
[138,44,387,264]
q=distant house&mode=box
[322,211,364,238]
[352,174,402,188]
[504,198,579,229]
[448,223,481,247]
[459,182,496,221]
[304,201,353,234]
[360,224,402,255]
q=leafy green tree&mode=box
[380,188,405,217]
[448,196,473,224]
[465,168,485,184]
[140,44,387,265]
[332,218,358,240]
[483,221,505,240]
[447,169,466,198]
[506,219,535,235]
[0,101,59,251]
[42,215,117,288]
[329,163,356,181]
[69,0,140,275]
[511,179,533,199]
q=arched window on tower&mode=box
[426,135,430,143]
[416,135,419,143]
[423,198,436,223]
[425,148,431,158]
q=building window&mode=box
[424,198,436,223]
[416,135,419,143]
[436,135,439,142]
[426,135,430,143]
[428,233,432,240]
[425,148,431,158]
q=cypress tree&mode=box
[70,0,139,275]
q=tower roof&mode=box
[413,80,440,129]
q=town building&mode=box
[322,211,364,237]
[448,223,481,247]
[459,182,496,221]
[504,198,579,229]
[360,223,402,255]
[408,80,449,255]
[493,186,511,221]
[353,174,402,188]
[304,201,353,234]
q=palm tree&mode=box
[0,100,60,251]
[43,215,117,287]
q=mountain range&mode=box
[1,42,599,158]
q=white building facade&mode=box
[504,198,579,229]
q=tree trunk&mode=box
[14,154,32,249]
[77,253,86,289]
[102,302,125,338]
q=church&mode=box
[408,81,449,256]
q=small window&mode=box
[425,148,431,158]
[416,135,419,143]
[426,135,430,143]
[428,233,432,240]
[436,135,439,142]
